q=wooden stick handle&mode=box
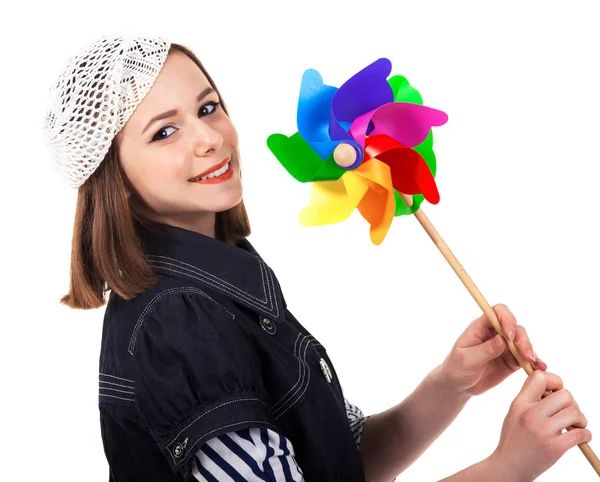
[400,194,600,476]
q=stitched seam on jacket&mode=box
[148,263,279,318]
[263,258,278,318]
[99,373,135,402]
[128,287,235,355]
[99,380,134,390]
[100,387,135,395]
[170,419,278,466]
[100,373,135,384]
[146,256,280,319]
[270,334,309,412]
[165,397,271,464]
[146,255,268,303]
[99,393,135,402]
[274,335,316,419]
[146,258,277,317]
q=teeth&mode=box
[191,161,230,182]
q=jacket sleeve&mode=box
[190,427,305,481]
[131,289,279,476]
[189,398,367,482]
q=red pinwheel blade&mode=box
[364,134,440,204]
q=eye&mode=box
[150,101,221,143]
[199,101,220,117]
[151,125,177,142]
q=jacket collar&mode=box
[136,221,287,324]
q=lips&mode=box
[188,156,231,181]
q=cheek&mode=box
[121,145,188,194]
[217,117,239,150]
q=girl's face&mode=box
[116,51,242,236]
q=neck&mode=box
[170,212,216,238]
[140,210,217,238]
[128,193,218,238]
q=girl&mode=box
[43,36,591,482]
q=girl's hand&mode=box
[436,304,547,397]
[488,370,592,481]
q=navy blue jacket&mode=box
[98,221,367,481]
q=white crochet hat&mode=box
[43,35,171,188]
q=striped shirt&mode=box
[189,398,368,481]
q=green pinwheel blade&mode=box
[413,131,437,177]
[394,190,423,216]
[267,132,345,182]
[387,74,437,217]
[388,75,424,105]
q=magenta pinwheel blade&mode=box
[349,102,448,148]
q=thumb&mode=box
[517,370,563,403]
[469,334,505,367]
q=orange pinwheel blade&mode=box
[353,159,395,245]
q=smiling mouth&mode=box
[188,157,231,182]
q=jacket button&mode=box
[173,443,184,457]
[260,316,277,335]
[172,437,188,458]
[320,358,332,383]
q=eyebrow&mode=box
[141,87,216,135]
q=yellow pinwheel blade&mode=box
[299,173,369,226]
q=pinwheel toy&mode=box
[267,58,447,245]
[267,58,600,476]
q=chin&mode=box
[210,193,244,214]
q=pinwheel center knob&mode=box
[333,143,358,168]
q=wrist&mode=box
[482,452,532,482]
[438,454,529,482]
[428,364,472,405]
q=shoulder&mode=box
[129,281,236,358]
[99,276,236,405]
[129,280,235,356]
[127,280,269,408]
[103,275,233,353]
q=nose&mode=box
[193,120,223,157]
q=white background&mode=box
[1,0,599,480]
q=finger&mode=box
[550,406,588,436]
[461,314,497,345]
[493,303,517,341]
[465,333,506,369]
[510,325,547,370]
[538,388,580,418]
[556,428,592,455]
[525,350,547,370]
[501,347,522,371]
[501,345,546,372]
[513,325,537,364]
[499,325,529,371]
[517,370,563,403]
[532,357,548,371]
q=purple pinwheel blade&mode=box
[329,58,394,141]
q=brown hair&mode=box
[60,42,251,310]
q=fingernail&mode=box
[528,350,536,362]
[508,328,516,340]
